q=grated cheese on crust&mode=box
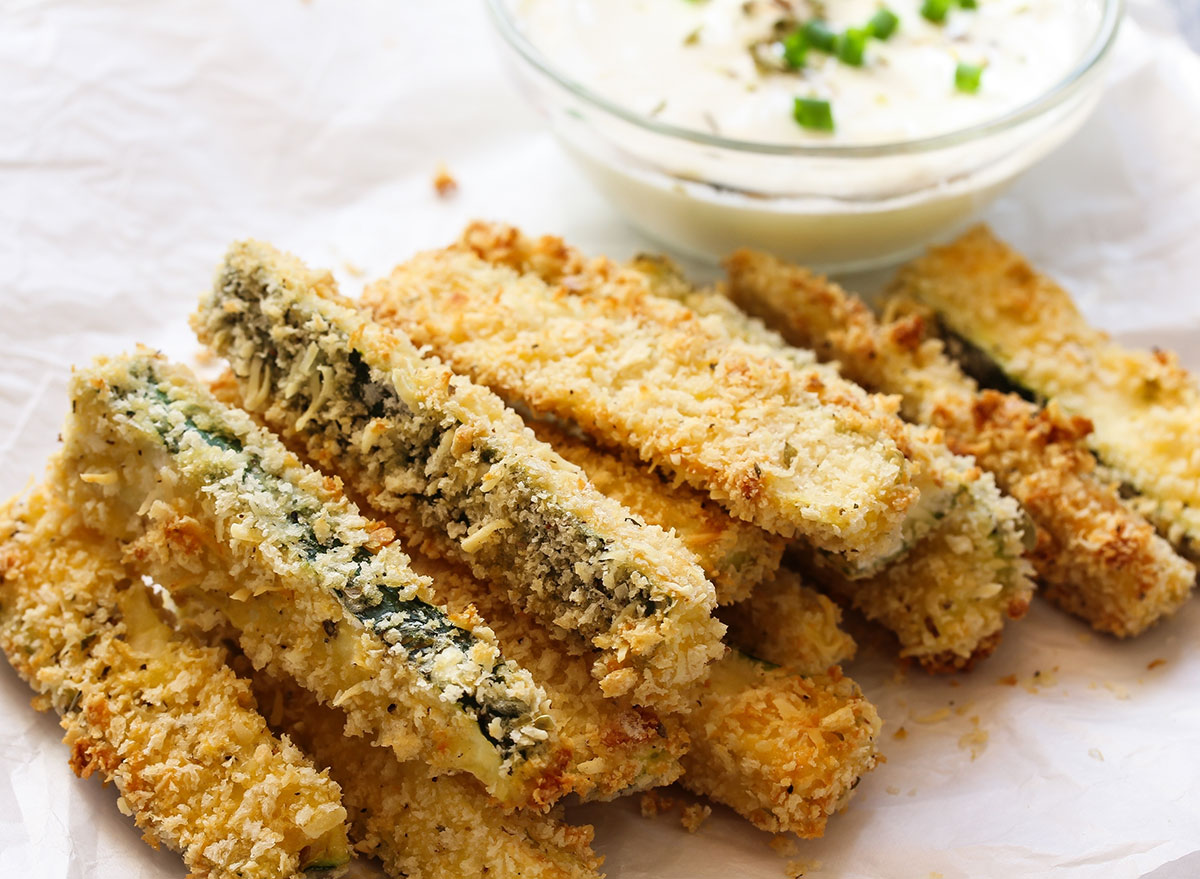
[195,240,723,711]
[891,226,1200,567]
[0,485,351,879]
[55,350,561,807]
[529,420,785,605]
[248,668,606,879]
[362,222,921,572]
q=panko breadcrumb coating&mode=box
[55,350,563,807]
[722,246,1195,636]
[679,653,881,838]
[400,525,881,839]
[718,568,856,674]
[248,669,606,879]
[0,485,351,879]
[628,254,1034,668]
[196,240,722,710]
[401,545,689,802]
[363,222,922,573]
[891,226,1200,564]
[209,370,688,805]
[529,420,785,604]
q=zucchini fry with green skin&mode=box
[196,240,722,709]
[891,226,1200,563]
[680,653,881,837]
[724,246,1194,637]
[248,670,606,879]
[364,222,921,574]
[628,254,1035,668]
[528,420,785,604]
[397,524,879,838]
[718,568,856,674]
[0,486,351,879]
[55,350,560,807]
[209,370,688,802]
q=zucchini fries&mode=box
[889,226,1200,566]
[0,485,351,879]
[725,244,1194,636]
[55,350,562,806]
[249,669,605,879]
[364,223,923,574]
[195,240,723,709]
[628,253,1035,667]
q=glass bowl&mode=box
[487,0,1123,271]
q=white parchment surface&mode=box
[1,2,1199,877]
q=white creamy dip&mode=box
[514,0,1092,146]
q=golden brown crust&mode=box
[363,222,921,570]
[678,654,881,838]
[724,245,1194,638]
[0,486,351,879]
[718,568,856,674]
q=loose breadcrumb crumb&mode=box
[680,803,713,833]
[433,164,458,198]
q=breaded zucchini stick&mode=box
[718,568,856,674]
[629,255,1035,668]
[55,350,560,807]
[528,420,785,604]
[248,669,605,879]
[363,222,922,574]
[724,246,1195,637]
[395,522,880,839]
[890,226,1200,564]
[679,653,881,837]
[0,485,351,879]
[195,240,722,709]
[209,371,688,804]
[401,546,689,801]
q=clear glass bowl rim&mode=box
[486,0,1125,159]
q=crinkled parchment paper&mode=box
[1,2,1198,877]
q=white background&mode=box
[2,2,1199,877]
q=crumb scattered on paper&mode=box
[1147,658,1166,670]
[958,716,989,761]
[998,673,1018,686]
[887,785,901,795]
[893,726,908,740]
[1104,682,1131,700]
[769,835,798,857]
[433,164,458,198]
[785,859,821,878]
[914,707,951,724]
[954,701,975,717]
[1089,748,1104,761]
[681,803,712,833]
[342,260,364,278]
[640,789,676,818]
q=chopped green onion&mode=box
[921,0,952,22]
[868,8,900,39]
[835,27,869,66]
[802,19,837,53]
[783,30,809,68]
[955,61,984,93]
[793,96,834,132]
